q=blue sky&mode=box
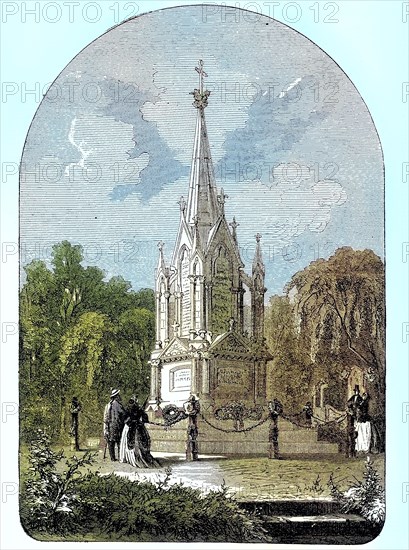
[20,5,384,296]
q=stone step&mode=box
[240,500,341,515]
[196,441,339,455]
[152,440,186,453]
[278,441,339,454]
[238,501,382,544]
[148,416,339,455]
[152,428,324,444]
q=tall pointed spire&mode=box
[253,233,265,276]
[229,217,239,243]
[186,61,220,245]
[252,233,266,340]
[157,240,166,271]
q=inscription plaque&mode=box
[217,367,245,386]
[170,367,191,391]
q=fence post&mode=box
[268,399,283,459]
[185,395,200,461]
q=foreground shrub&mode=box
[328,457,385,525]
[20,432,269,542]
[20,430,96,534]
[75,471,268,542]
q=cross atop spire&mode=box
[191,60,211,109]
[195,60,208,94]
[185,61,219,243]
[230,217,239,231]
[255,233,262,243]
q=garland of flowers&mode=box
[160,404,188,426]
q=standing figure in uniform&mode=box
[104,389,127,461]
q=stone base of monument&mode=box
[147,414,339,456]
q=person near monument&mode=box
[104,389,127,462]
[303,401,313,428]
[70,396,82,451]
[268,398,283,459]
[119,396,158,467]
[184,394,200,461]
[355,392,372,453]
[346,385,363,457]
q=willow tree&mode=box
[288,247,385,417]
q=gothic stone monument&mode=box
[147,61,270,411]
[146,62,338,456]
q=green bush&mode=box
[20,430,96,534]
[20,431,269,543]
[328,457,385,525]
[74,471,268,542]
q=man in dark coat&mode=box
[104,389,127,461]
[303,401,313,428]
[346,385,363,457]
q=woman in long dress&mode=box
[119,397,159,468]
[355,392,372,453]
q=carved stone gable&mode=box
[161,338,189,359]
[210,332,250,355]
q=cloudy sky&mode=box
[20,5,384,296]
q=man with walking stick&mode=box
[103,389,127,461]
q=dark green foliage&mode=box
[75,472,268,542]
[265,295,313,413]
[211,249,233,335]
[289,248,385,419]
[328,458,385,524]
[20,433,269,543]
[265,249,385,428]
[20,241,155,443]
[20,430,96,534]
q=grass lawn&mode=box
[20,442,385,501]
[215,454,385,500]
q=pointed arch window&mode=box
[212,246,233,334]
[193,260,201,329]
[160,278,166,329]
[179,247,191,336]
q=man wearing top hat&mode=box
[346,385,363,458]
[104,389,127,461]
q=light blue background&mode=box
[1,2,408,549]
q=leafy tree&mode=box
[264,248,385,430]
[288,248,385,419]
[112,308,155,400]
[20,241,156,443]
